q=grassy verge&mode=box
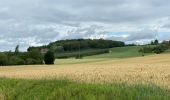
[0,78,169,100]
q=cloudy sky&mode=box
[0,0,170,51]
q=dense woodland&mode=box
[28,39,125,52]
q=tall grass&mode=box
[0,78,169,100]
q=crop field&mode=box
[0,54,170,100]
[0,54,170,88]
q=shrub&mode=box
[8,56,25,65]
[44,51,55,64]
[0,53,8,66]
[154,47,162,54]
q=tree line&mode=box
[28,39,125,52]
[139,39,170,54]
[0,45,55,66]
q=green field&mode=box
[0,78,169,100]
[86,46,153,58]
[55,46,154,65]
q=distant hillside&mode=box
[28,39,125,58]
[28,39,125,51]
[86,46,154,59]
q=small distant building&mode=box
[41,48,49,54]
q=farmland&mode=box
[0,54,170,87]
[0,54,170,100]
[0,52,170,99]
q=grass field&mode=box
[0,78,169,100]
[55,46,153,65]
[86,46,153,58]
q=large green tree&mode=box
[44,51,55,64]
[0,53,8,66]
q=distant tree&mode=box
[28,49,43,60]
[44,51,55,64]
[15,45,19,54]
[154,47,162,54]
[151,41,154,45]
[154,39,159,45]
[0,53,8,66]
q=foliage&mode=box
[139,46,155,53]
[151,39,159,45]
[8,56,25,65]
[44,51,55,64]
[139,44,170,54]
[0,53,8,66]
[28,39,125,52]
[15,45,19,55]
[0,48,43,66]
[0,78,169,100]
[56,49,109,59]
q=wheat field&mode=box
[0,54,170,87]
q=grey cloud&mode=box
[0,0,170,51]
[107,29,158,43]
[125,29,158,41]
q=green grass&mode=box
[0,78,169,100]
[55,46,154,65]
[86,46,153,58]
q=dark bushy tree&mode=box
[0,53,8,66]
[44,51,55,64]
[15,45,19,55]
[154,39,159,45]
[154,47,162,54]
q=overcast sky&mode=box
[0,0,170,51]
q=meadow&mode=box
[86,46,153,58]
[0,78,169,100]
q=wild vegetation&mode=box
[0,46,45,66]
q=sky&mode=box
[0,0,170,51]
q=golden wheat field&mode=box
[0,54,170,87]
